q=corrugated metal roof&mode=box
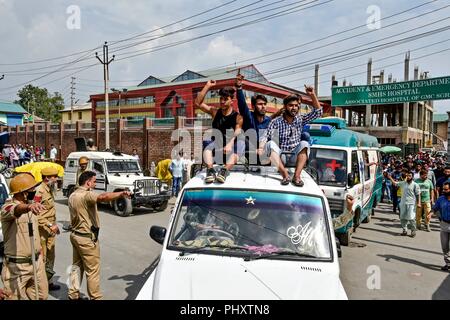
[433,113,448,122]
[0,101,27,114]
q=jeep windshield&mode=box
[169,189,332,260]
[106,160,141,173]
[309,148,347,187]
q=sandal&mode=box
[292,178,304,187]
[280,176,291,185]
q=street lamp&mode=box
[111,88,128,119]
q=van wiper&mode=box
[243,250,317,261]
[178,243,250,256]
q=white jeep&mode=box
[137,164,347,300]
[62,151,171,216]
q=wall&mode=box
[2,117,208,170]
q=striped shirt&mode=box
[260,107,322,152]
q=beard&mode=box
[285,108,298,117]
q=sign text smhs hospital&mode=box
[332,76,450,106]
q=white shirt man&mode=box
[50,146,57,162]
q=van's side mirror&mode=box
[150,226,166,245]
[336,237,342,258]
[347,173,355,188]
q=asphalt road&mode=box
[47,193,449,300]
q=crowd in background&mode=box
[0,143,51,169]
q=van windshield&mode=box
[169,189,332,260]
[309,148,347,187]
[106,160,141,173]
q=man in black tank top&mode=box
[194,80,244,183]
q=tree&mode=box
[15,84,64,122]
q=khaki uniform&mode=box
[68,187,102,300]
[36,183,57,281]
[0,199,48,300]
[75,168,86,187]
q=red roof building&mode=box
[89,65,331,122]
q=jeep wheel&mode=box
[114,197,133,217]
[153,200,168,212]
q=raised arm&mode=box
[301,85,323,124]
[97,190,131,203]
[194,80,217,116]
[235,74,254,130]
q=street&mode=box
[47,193,450,300]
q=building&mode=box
[327,55,436,148]
[23,114,48,124]
[89,65,331,122]
[59,102,92,123]
[433,113,449,151]
[0,101,27,126]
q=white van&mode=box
[306,118,382,245]
[62,151,171,216]
[136,164,347,300]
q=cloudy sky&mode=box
[0,0,449,113]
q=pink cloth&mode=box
[244,244,279,254]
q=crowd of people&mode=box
[0,143,59,169]
[380,152,450,270]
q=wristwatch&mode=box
[48,223,53,228]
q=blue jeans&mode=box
[172,177,182,196]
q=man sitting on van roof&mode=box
[258,86,322,186]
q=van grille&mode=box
[135,179,159,196]
[327,198,344,215]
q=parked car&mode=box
[137,164,347,300]
[62,151,171,216]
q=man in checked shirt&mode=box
[258,86,323,186]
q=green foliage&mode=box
[15,84,64,122]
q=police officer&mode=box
[67,170,131,300]
[76,156,89,187]
[63,156,89,231]
[1,173,48,300]
[36,167,61,291]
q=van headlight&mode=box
[161,183,169,191]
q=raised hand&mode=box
[206,80,217,88]
[235,74,244,88]
[304,85,316,96]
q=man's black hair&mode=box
[218,87,236,99]
[251,94,267,106]
[283,94,302,106]
[79,170,96,186]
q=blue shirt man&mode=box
[430,181,450,271]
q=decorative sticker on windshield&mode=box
[245,196,256,205]
[286,222,315,247]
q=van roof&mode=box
[308,117,379,148]
[184,165,325,197]
[67,151,137,161]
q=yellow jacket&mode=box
[155,159,173,182]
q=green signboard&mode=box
[331,76,450,106]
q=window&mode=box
[172,70,205,82]
[138,76,165,86]
[68,113,72,121]
[144,96,155,103]
[363,150,370,180]
[66,159,78,172]
[351,151,360,185]
[309,148,348,186]
[0,183,9,206]
[92,160,104,174]
[78,112,82,120]
[106,160,141,173]
[169,189,331,260]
